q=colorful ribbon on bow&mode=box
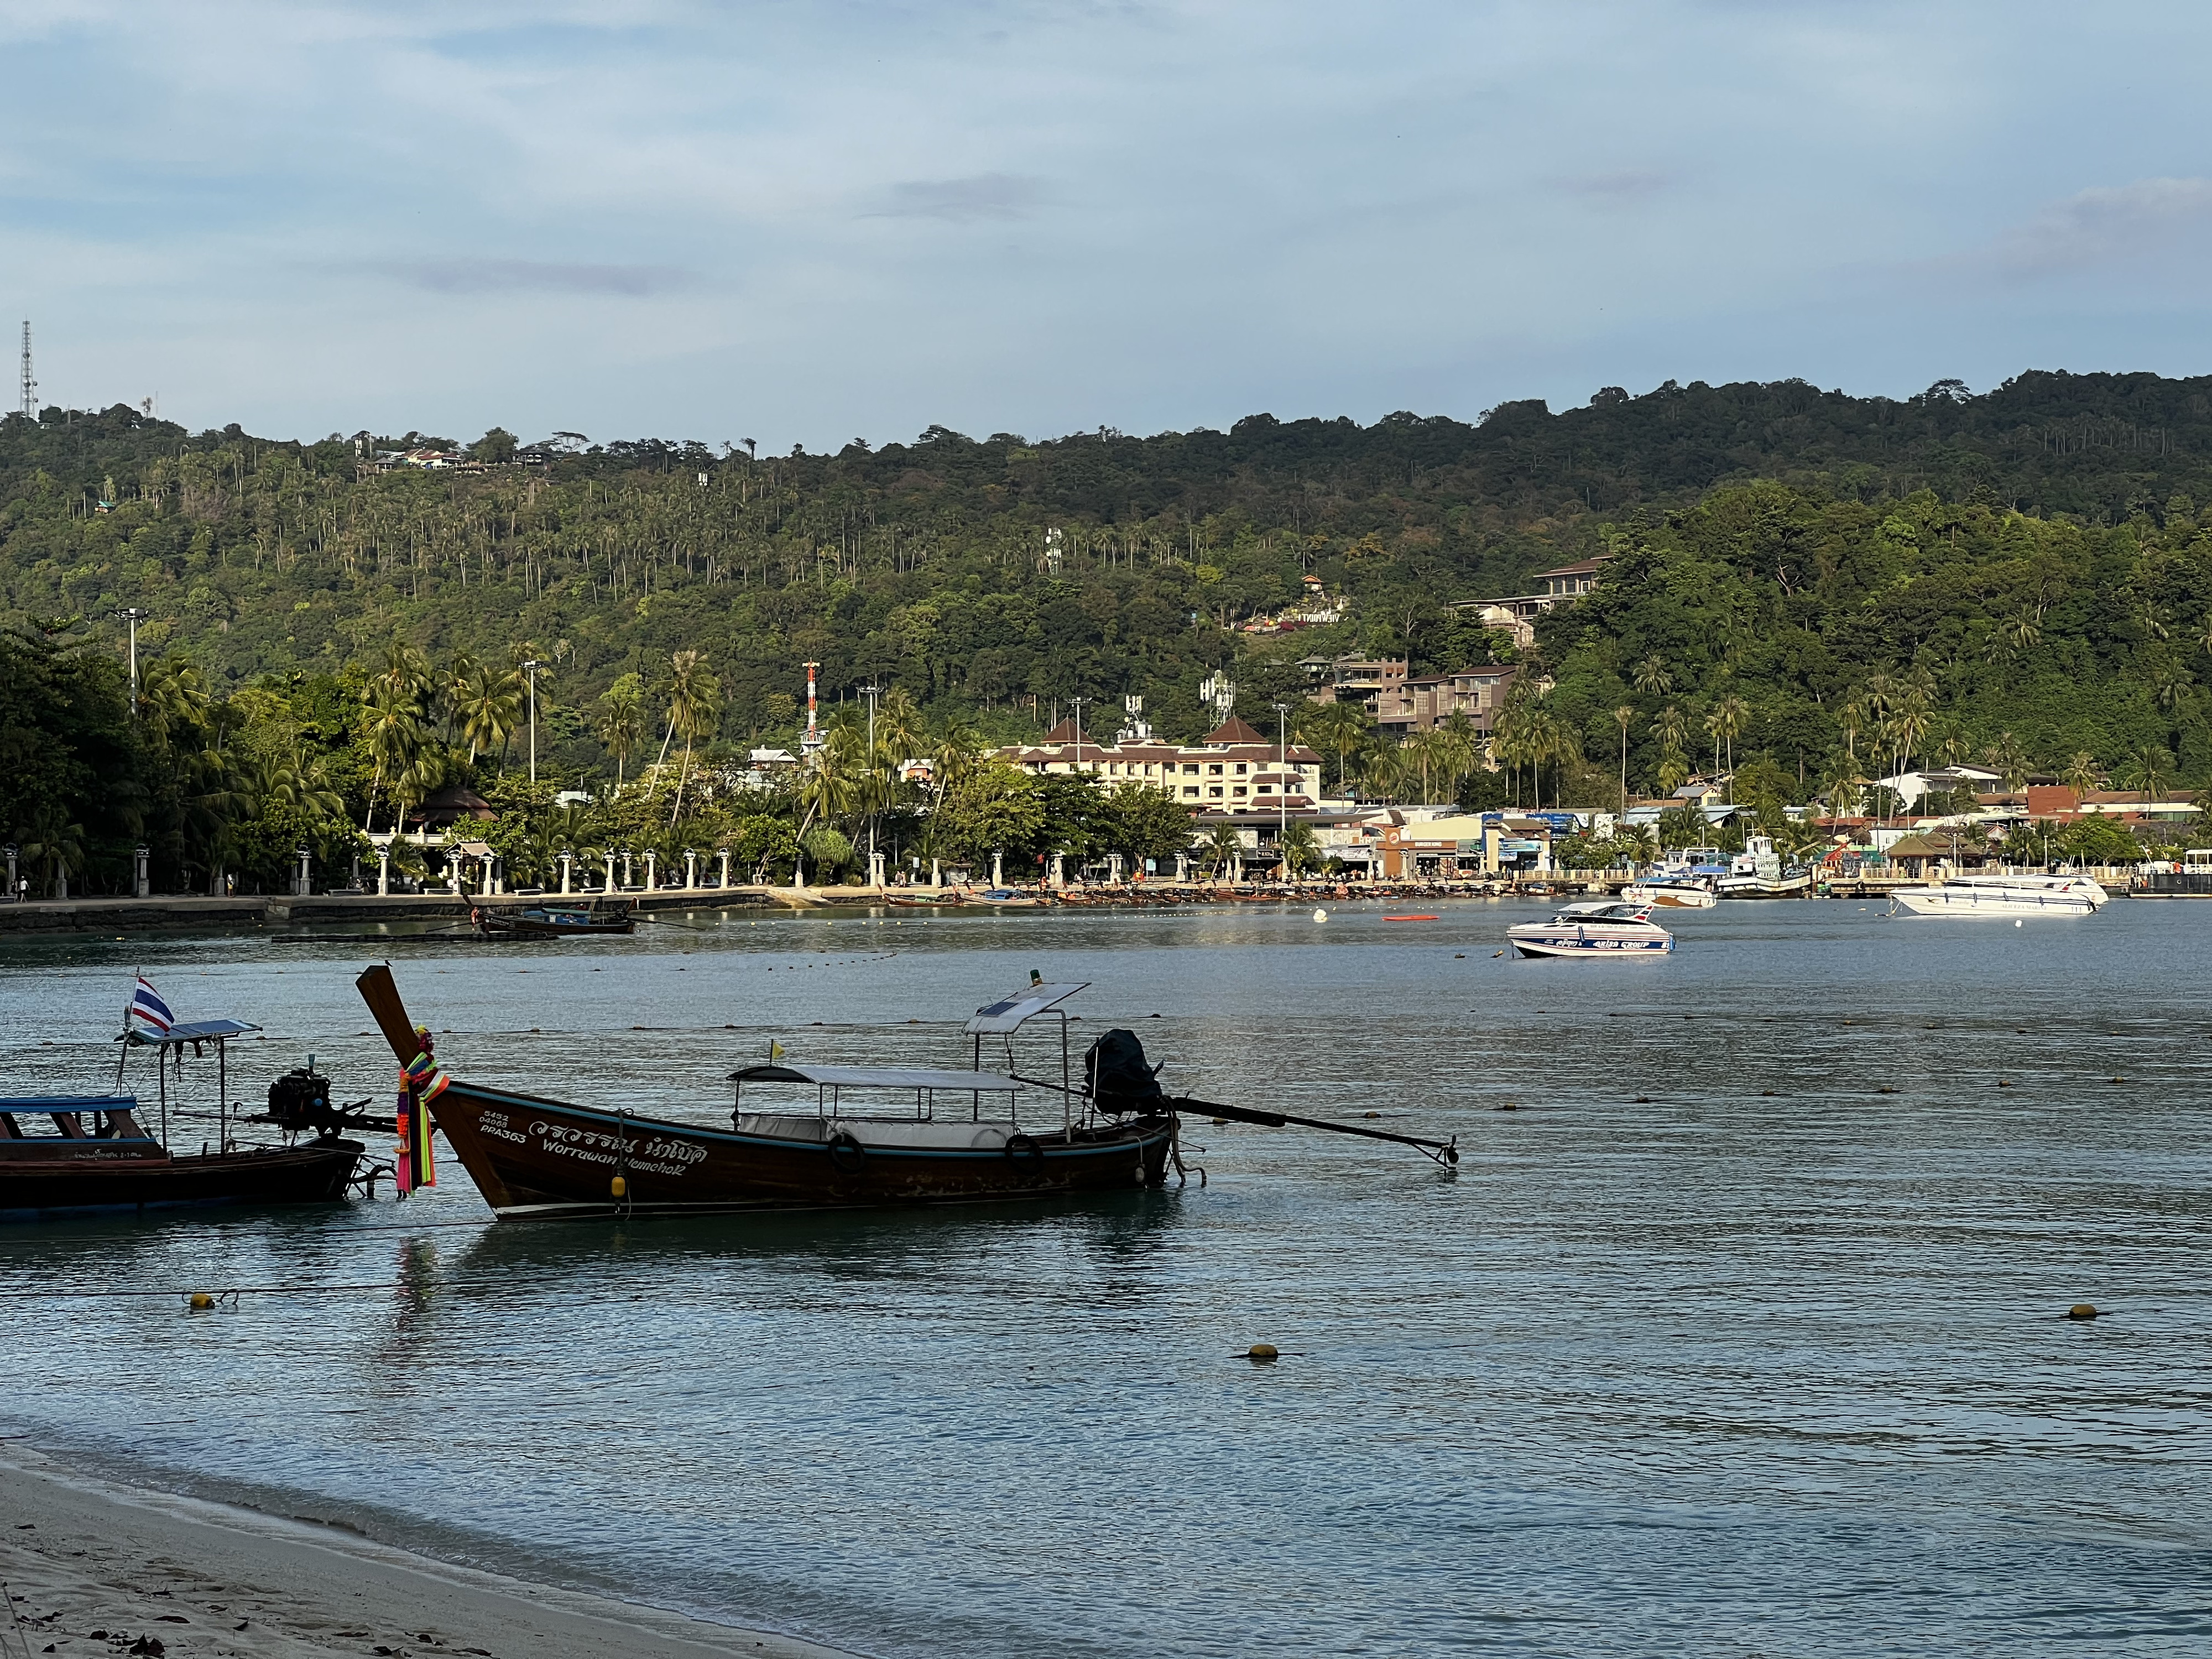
[394,1024,447,1196]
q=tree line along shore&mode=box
[8,370,2212,896]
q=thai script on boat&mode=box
[528,1118,709,1173]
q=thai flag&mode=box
[127,974,174,1036]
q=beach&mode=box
[0,1444,847,1659]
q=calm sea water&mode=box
[3,899,2208,1656]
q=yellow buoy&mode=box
[187,1293,215,1311]
[1247,1343,1279,1361]
[610,1175,628,1199]
[2068,1303,2098,1320]
[1312,909,1328,923]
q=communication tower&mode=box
[18,321,33,420]
[801,661,824,755]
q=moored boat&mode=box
[1715,835,1812,899]
[1622,877,1718,909]
[1,985,365,1221]
[476,902,635,938]
[354,964,1460,1221]
[1507,901,1674,959]
[1890,873,2107,917]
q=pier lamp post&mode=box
[622,849,635,890]
[134,844,150,898]
[559,849,573,895]
[521,659,541,782]
[1068,697,1088,774]
[685,848,698,890]
[644,849,658,891]
[294,844,311,898]
[860,682,881,886]
[113,607,150,716]
[719,848,731,889]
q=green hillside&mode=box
[5,369,2211,893]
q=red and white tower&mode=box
[802,660,823,755]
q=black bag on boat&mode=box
[1086,1029,1165,1113]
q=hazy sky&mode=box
[6,1,2211,449]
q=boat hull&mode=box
[1507,928,1673,958]
[426,1082,1176,1220]
[0,1140,364,1221]
[1892,885,2102,917]
[1622,883,1717,909]
[1715,875,1811,899]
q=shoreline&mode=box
[0,1441,856,1659]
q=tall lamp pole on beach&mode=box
[1274,701,1290,874]
[114,607,150,716]
[521,659,541,782]
[860,682,881,885]
[1069,697,1088,774]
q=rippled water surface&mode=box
[4,899,2209,1656]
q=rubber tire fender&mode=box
[826,1131,868,1175]
[1004,1132,1045,1164]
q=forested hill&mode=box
[5,368,2212,763]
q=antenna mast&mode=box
[18,322,33,419]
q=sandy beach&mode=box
[0,1445,852,1659]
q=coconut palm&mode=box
[1276,818,1321,879]
[263,747,345,826]
[1202,820,1244,878]
[1708,694,1750,786]
[2122,745,2174,802]
[597,677,645,788]
[1359,743,1408,805]
[662,649,721,822]
[1981,732,2031,793]
[360,683,423,832]
[458,664,523,764]
[1299,700,1371,794]
[2062,751,2102,796]
[1632,655,1672,696]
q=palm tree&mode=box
[1404,729,1444,804]
[360,683,423,832]
[2122,745,2174,803]
[1277,818,1321,880]
[1202,820,1244,878]
[1299,701,1370,794]
[2152,657,2195,715]
[662,650,721,823]
[263,747,345,825]
[440,650,481,747]
[1360,744,1407,804]
[1982,732,2031,793]
[1613,705,1634,811]
[1632,655,1672,696]
[459,664,523,763]
[597,677,645,789]
[2062,751,2102,796]
[1838,695,1867,765]
[1708,695,1750,790]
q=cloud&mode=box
[1551,169,1672,208]
[1974,177,2212,276]
[866,173,1050,222]
[363,258,694,296]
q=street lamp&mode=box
[521,660,541,782]
[1069,696,1088,774]
[860,682,881,885]
[113,607,151,716]
[1274,702,1290,877]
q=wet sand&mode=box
[0,1445,851,1659]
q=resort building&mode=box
[1446,553,1614,650]
[998,715,1326,814]
[1301,655,1519,735]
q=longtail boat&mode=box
[2,1004,364,1222]
[356,964,1458,1223]
[474,901,635,938]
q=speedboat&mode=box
[1507,901,1674,959]
[1622,877,1718,908]
[1716,835,1812,899]
[1891,873,2107,917]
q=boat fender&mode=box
[826,1131,868,1174]
[1004,1132,1045,1164]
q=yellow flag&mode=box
[769,1040,785,1061]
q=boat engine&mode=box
[1084,1029,1167,1114]
[262,1067,388,1136]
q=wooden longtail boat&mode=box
[355,966,1178,1220]
[474,902,635,938]
[2,1015,363,1222]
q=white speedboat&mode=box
[1891,873,2108,917]
[1622,877,1718,909]
[1716,835,1812,899]
[1508,901,1674,958]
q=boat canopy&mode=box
[0,1094,140,1114]
[963,982,1088,1035]
[124,1018,260,1048]
[727,1063,1022,1092]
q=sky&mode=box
[5,0,2212,451]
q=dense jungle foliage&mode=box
[8,367,2212,893]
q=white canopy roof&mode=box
[963,982,1088,1035]
[727,1063,1021,1092]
